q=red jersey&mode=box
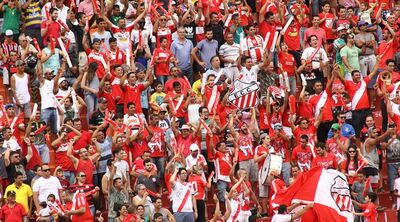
[283,22,301,51]
[378,39,398,69]
[204,85,223,115]
[258,105,269,131]
[291,145,314,172]
[123,84,145,114]
[0,203,26,222]
[345,77,370,110]
[176,134,198,157]
[278,52,296,76]
[154,27,174,48]
[269,130,290,162]
[254,144,269,169]
[237,133,254,161]
[290,4,310,26]
[258,22,276,50]
[128,141,149,165]
[76,158,95,184]
[164,78,190,95]
[22,143,42,170]
[153,47,173,76]
[55,142,75,171]
[215,151,232,182]
[293,126,317,144]
[360,203,377,222]
[318,12,335,40]
[98,91,116,113]
[311,153,338,169]
[41,21,61,45]
[297,101,313,119]
[166,92,186,118]
[146,125,165,157]
[86,48,108,79]
[326,137,347,164]
[71,193,93,222]
[67,131,92,153]
[309,90,333,121]
[189,174,207,200]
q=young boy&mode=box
[353,192,378,222]
[150,80,166,112]
[351,171,373,222]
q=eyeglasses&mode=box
[348,150,356,153]
[43,169,51,172]
[187,17,192,19]
[29,134,35,137]
[79,175,86,177]
[339,116,346,119]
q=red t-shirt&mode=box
[41,21,61,45]
[154,27,175,48]
[311,153,338,169]
[360,203,377,222]
[98,91,116,113]
[176,134,197,157]
[86,48,108,79]
[345,77,370,110]
[326,137,347,163]
[258,105,269,131]
[123,84,145,114]
[237,133,254,161]
[255,144,269,169]
[293,126,317,144]
[146,126,165,157]
[215,151,232,181]
[283,22,301,51]
[278,52,296,76]
[291,145,314,171]
[22,143,42,170]
[153,47,173,76]
[55,142,75,171]
[318,13,335,40]
[258,22,276,50]
[0,203,26,222]
[128,141,149,165]
[164,78,190,95]
[297,101,313,119]
[67,131,92,153]
[71,193,93,222]
[378,39,398,69]
[165,92,186,118]
[76,158,95,184]
[309,90,333,121]
[189,174,207,200]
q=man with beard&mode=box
[191,28,218,70]
[136,159,161,200]
[0,105,25,139]
[241,24,264,64]
[5,137,33,183]
[40,7,62,45]
[67,139,101,185]
[0,191,27,222]
[172,123,198,157]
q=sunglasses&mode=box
[339,116,346,119]
[348,150,356,153]
[79,175,86,177]
[43,169,51,172]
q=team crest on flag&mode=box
[228,80,259,110]
[330,175,352,212]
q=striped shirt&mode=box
[219,42,240,67]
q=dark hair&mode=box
[39,201,47,208]
[49,7,58,14]
[210,55,219,64]
[114,113,124,120]
[127,102,135,109]
[307,35,318,43]
[172,81,181,88]
[351,70,360,76]
[315,142,326,149]
[265,11,274,19]
[386,59,395,65]
[96,17,105,24]
[338,5,346,11]
[345,145,359,171]
[33,165,42,172]
[206,74,216,80]
[72,118,81,124]
[177,168,187,175]
[198,106,208,114]
[278,204,287,214]
[109,37,117,43]
[113,147,123,156]
[205,27,213,33]
[159,36,168,43]
[14,171,24,178]
[76,12,85,22]
[367,192,377,202]
[153,213,163,221]
[300,134,309,141]
[143,158,152,165]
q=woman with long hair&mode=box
[81,62,100,125]
[341,145,361,186]
[114,204,129,222]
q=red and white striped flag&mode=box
[228,80,259,110]
[271,167,354,222]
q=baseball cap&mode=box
[92,38,101,44]
[58,77,67,85]
[189,143,199,151]
[337,25,347,32]
[331,123,341,131]
[181,124,191,130]
[44,68,54,74]
[98,97,108,104]
[6,190,16,197]
[5,30,13,36]
[357,20,368,27]
[4,104,13,110]
[15,60,25,66]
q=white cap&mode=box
[44,68,54,74]
[189,143,199,151]
[58,77,67,85]
[5,30,13,36]
[337,25,347,32]
[181,124,191,130]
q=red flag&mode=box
[271,167,354,222]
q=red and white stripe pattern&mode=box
[228,80,259,110]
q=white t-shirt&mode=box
[271,214,292,222]
[171,181,194,213]
[32,176,62,202]
[239,65,260,83]
[114,160,129,178]
[394,177,400,210]
[301,47,329,70]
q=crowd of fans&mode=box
[0,0,398,221]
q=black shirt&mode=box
[206,21,225,47]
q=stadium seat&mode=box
[377,209,397,222]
